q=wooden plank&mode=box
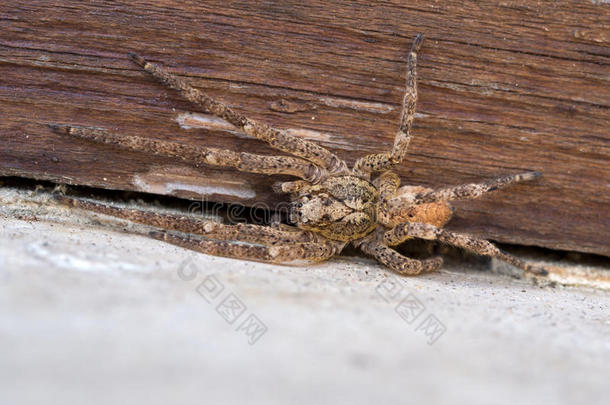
[1,0,609,256]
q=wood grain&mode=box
[1,1,609,255]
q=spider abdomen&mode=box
[381,185,454,229]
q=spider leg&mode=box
[55,195,315,245]
[50,125,323,182]
[272,180,310,194]
[128,53,348,174]
[388,171,541,207]
[384,222,548,276]
[353,34,423,176]
[374,171,401,201]
[359,239,443,275]
[150,231,341,265]
[373,171,403,225]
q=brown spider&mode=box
[50,34,547,276]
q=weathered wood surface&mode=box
[1,1,609,256]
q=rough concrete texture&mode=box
[1,188,609,405]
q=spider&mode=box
[50,34,547,277]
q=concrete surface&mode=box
[1,188,609,405]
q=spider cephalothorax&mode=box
[289,175,379,242]
[50,34,547,277]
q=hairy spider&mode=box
[50,34,546,276]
